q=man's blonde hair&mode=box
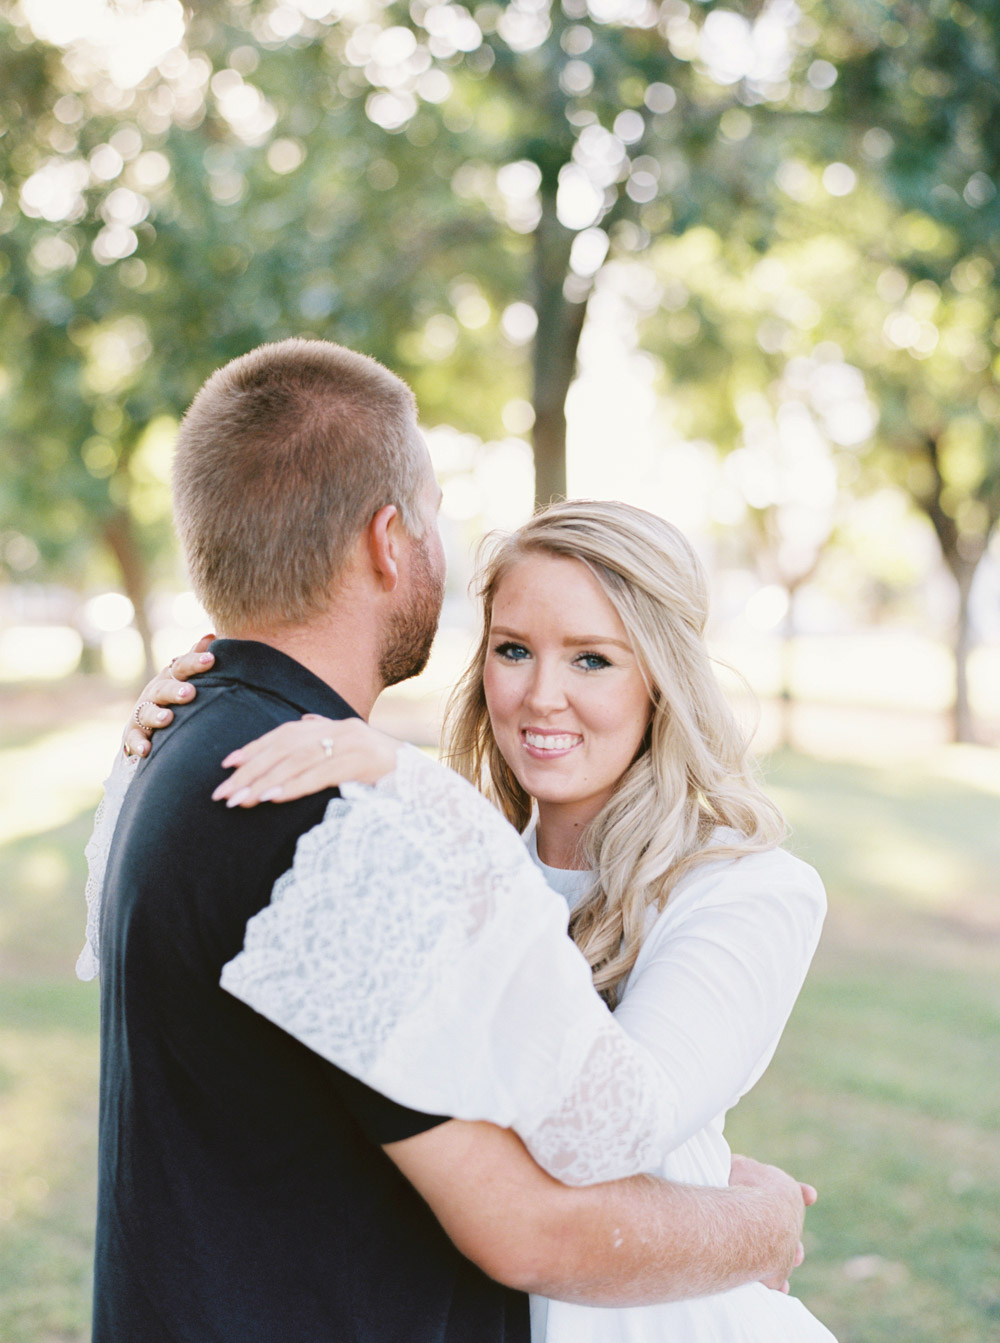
[442,499,786,1006]
[172,338,425,631]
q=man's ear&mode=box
[367,503,402,591]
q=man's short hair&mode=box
[172,339,425,631]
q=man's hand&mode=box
[729,1153,816,1293]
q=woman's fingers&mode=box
[226,757,348,809]
[215,731,363,805]
[212,717,400,806]
[214,742,315,802]
[166,634,216,683]
[216,743,355,808]
[123,634,215,758]
[213,722,336,802]
[124,677,184,757]
[123,706,170,759]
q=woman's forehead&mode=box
[490,553,628,632]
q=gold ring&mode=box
[134,700,157,725]
[320,737,334,758]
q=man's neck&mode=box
[220,610,383,721]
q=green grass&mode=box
[1,703,998,1341]
[728,748,1000,1342]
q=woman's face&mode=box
[483,552,653,831]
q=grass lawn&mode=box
[728,749,1000,1343]
[1,690,998,1341]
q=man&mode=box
[91,338,811,1341]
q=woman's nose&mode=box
[524,661,567,714]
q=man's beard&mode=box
[378,535,445,688]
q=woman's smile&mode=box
[483,552,653,852]
[521,728,583,757]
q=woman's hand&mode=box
[212,716,401,808]
[123,634,216,758]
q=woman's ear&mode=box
[367,504,401,591]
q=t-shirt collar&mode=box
[204,638,360,721]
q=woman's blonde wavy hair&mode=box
[442,499,787,1007]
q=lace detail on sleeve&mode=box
[222,746,676,1185]
[77,747,139,981]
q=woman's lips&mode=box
[521,729,582,758]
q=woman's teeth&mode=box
[524,731,580,751]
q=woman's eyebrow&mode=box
[561,635,632,650]
[491,625,631,651]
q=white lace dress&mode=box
[82,745,836,1341]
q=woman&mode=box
[99,500,835,1342]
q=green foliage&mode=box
[2,0,998,716]
[0,0,838,583]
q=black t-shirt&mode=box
[93,639,529,1342]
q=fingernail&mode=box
[156,709,169,722]
[260,787,283,802]
[226,788,250,808]
[221,751,241,767]
[211,784,227,800]
[179,685,193,697]
[199,653,214,664]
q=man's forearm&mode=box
[385,1120,804,1306]
[524,1170,803,1305]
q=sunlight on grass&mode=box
[0,715,121,847]
[0,813,94,975]
[934,742,1000,797]
[767,748,1000,935]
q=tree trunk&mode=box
[531,186,589,508]
[952,561,977,744]
[911,432,989,744]
[103,509,157,681]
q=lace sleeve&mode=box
[77,747,139,981]
[221,747,690,1185]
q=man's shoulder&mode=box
[120,672,347,862]
[143,647,357,777]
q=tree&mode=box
[1,0,833,631]
[795,0,1000,739]
[623,1,1000,742]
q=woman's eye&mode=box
[576,652,611,671]
[494,641,530,662]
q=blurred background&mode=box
[1,0,998,1339]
